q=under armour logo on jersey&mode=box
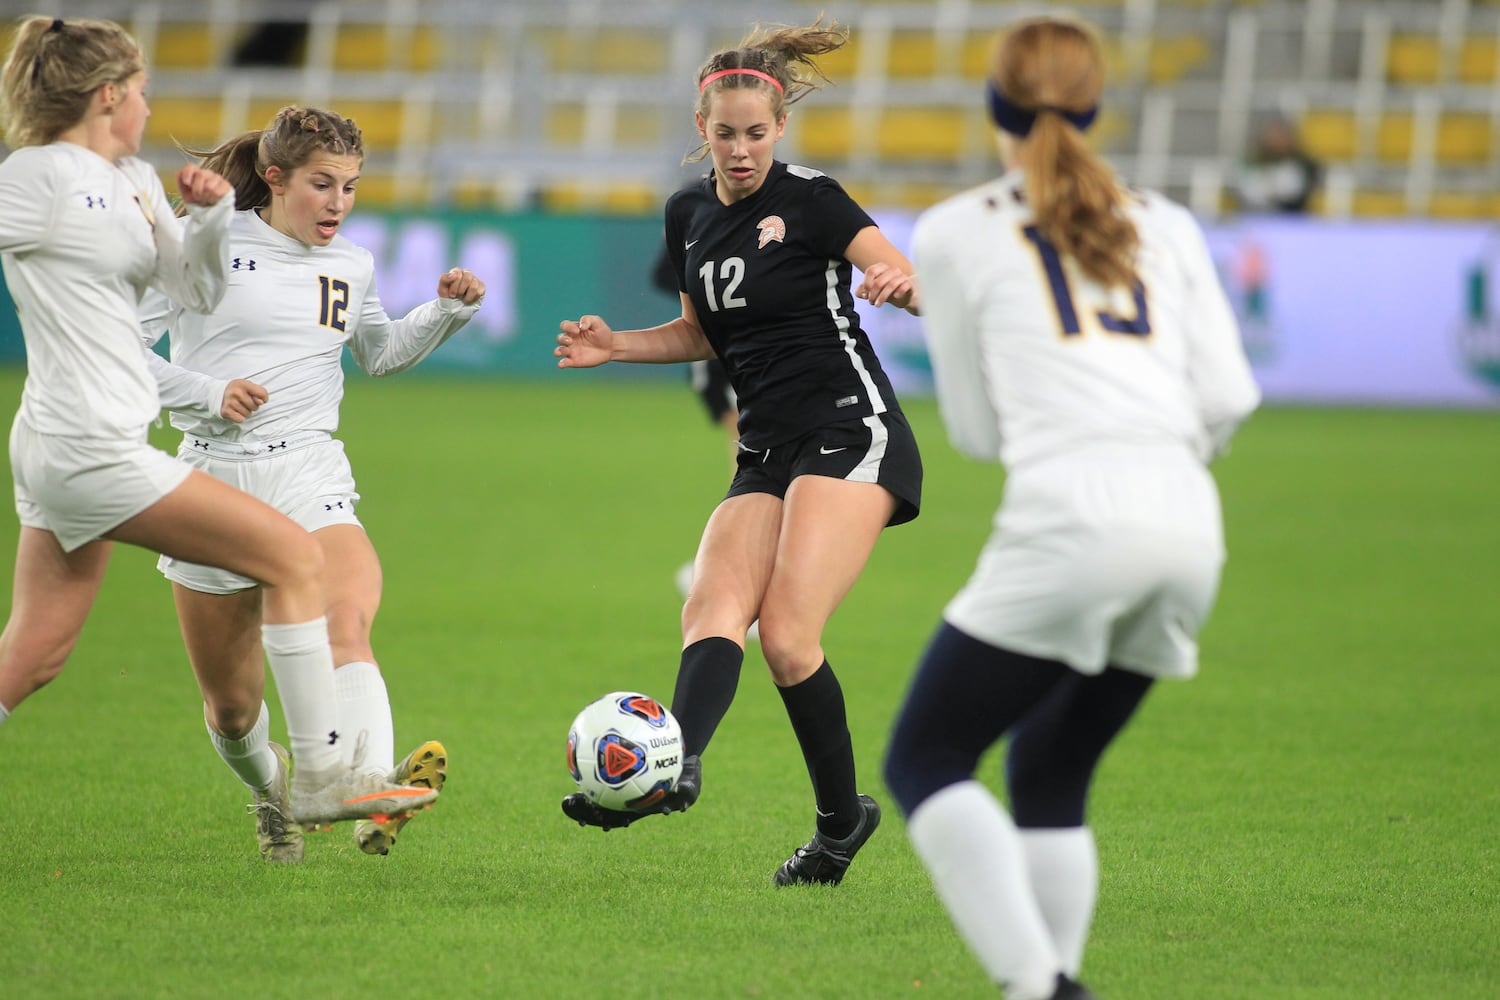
[231,258,256,271]
[266,441,287,451]
[192,439,209,450]
[84,195,106,209]
[756,215,786,249]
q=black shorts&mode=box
[689,359,737,424]
[725,410,922,526]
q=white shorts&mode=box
[157,433,362,594]
[10,414,193,553]
[943,446,1225,679]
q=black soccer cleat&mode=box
[562,755,701,831]
[1047,973,1099,1000]
[772,793,881,886]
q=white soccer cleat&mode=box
[355,740,447,856]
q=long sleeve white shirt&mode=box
[0,143,232,438]
[913,172,1261,470]
[140,208,480,440]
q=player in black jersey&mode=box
[555,18,922,887]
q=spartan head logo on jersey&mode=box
[756,215,786,249]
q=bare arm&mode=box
[555,294,716,368]
[846,225,920,315]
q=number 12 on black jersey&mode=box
[319,276,350,332]
[698,257,748,312]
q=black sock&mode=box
[670,637,743,757]
[778,660,860,840]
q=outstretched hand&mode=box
[176,163,232,207]
[855,262,919,313]
[220,378,268,423]
[437,267,485,305]
[555,315,615,369]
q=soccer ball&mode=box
[567,691,684,812]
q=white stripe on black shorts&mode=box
[725,410,923,526]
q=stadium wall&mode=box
[1,212,1496,407]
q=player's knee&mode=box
[205,697,261,739]
[883,719,978,818]
[272,529,325,588]
[1006,742,1090,828]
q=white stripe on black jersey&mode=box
[664,161,902,450]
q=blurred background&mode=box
[2,0,1499,407]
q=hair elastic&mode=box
[700,68,784,93]
[986,79,1097,137]
[49,18,64,32]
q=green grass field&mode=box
[0,371,1495,999]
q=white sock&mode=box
[1020,827,1098,977]
[335,660,393,777]
[908,781,1062,1000]
[261,617,342,774]
[207,701,277,793]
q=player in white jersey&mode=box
[139,106,484,862]
[0,17,434,830]
[881,16,1260,1000]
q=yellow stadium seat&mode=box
[1376,113,1412,162]
[334,100,411,149]
[877,107,967,160]
[544,105,586,147]
[1148,34,1210,84]
[1459,37,1498,83]
[1429,190,1497,219]
[1301,109,1358,161]
[888,32,938,78]
[332,23,440,72]
[145,97,225,149]
[153,23,219,70]
[534,28,668,74]
[1351,188,1407,217]
[1387,34,1440,83]
[793,107,853,159]
[1436,114,1491,165]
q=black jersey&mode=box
[664,161,905,451]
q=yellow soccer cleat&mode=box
[356,740,447,856]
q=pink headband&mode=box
[699,68,784,93]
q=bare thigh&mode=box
[682,492,782,647]
[105,468,324,623]
[758,476,897,684]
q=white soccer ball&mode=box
[567,691,684,812]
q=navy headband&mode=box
[986,79,1098,137]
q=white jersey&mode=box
[0,143,232,439]
[913,171,1260,472]
[140,208,480,441]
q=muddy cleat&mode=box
[356,740,447,856]
[773,793,881,886]
[562,753,701,830]
[248,741,303,864]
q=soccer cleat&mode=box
[248,741,303,864]
[1047,974,1099,1000]
[773,793,881,886]
[290,749,438,827]
[356,740,447,856]
[562,753,701,831]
